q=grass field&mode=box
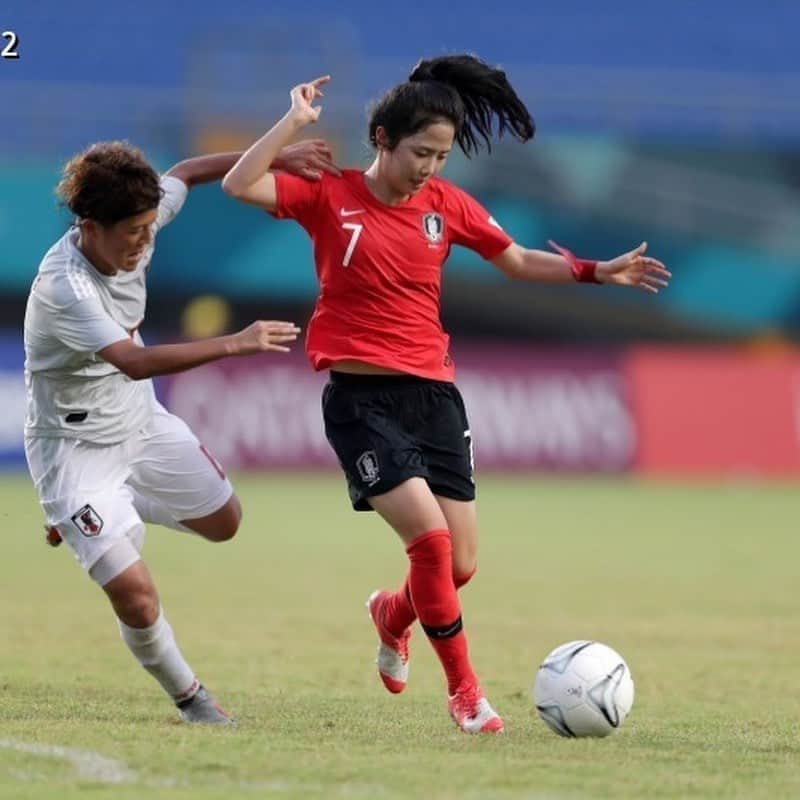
[1,472,798,799]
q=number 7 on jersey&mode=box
[341,223,363,267]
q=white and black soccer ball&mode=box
[533,640,634,738]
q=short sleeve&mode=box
[271,172,323,231]
[154,175,189,232]
[446,185,513,260]
[52,296,130,354]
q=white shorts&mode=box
[25,401,233,573]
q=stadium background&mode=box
[3,6,800,798]
[2,0,800,475]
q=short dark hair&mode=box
[368,54,535,157]
[56,141,161,226]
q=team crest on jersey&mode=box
[421,212,445,245]
[356,450,380,486]
[70,504,104,538]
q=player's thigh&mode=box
[26,436,142,575]
[368,477,448,545]
[129,406,234,525]
[323,379,430,512]
[435,495,478,576]
[420,383,476,509]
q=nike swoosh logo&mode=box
[340,208,365,217]
[439,620,462,637]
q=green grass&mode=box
[1,472,798,799]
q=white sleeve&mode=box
[154,175,189,231]
[52,296,130,354]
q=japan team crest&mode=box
[421,212,445,244]
[70,504,104,537]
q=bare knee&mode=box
[209,496,241,541]
[184,494,242,542]
[453,560,477,589]
[205,513,240,542]
[116,592,160,627]
[104,564,160,627]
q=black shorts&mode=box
[322,372,476,511]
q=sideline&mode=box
[0,738,137,784]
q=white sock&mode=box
[126,486,191,533]
[118,609,198,701]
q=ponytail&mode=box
[369,53,534,157]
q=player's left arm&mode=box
[165,141,339,189]
[165,153,242,188]
[491,241,671,293]
[448,184,669,294]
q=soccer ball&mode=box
[532,640,634,738]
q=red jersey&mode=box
[272,169,512,382]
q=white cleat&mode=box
[176,685,234,725]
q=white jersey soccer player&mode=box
[23,139,338,724]
[24,176,235,576]
[25,175,186,445]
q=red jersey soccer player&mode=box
[223,55,670,734]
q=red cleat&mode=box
[447,680,505,734]
[366,590,411,694]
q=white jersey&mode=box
[23,175,188,444]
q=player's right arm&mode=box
[42,275,301,381]
[222,76,330,212]
[97,320,301,380]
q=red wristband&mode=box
[547,240,600,284]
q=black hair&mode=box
[368,54,535,157]
[56,141,161,226]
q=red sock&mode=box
[406,529,476,694]
[382,566,478,635]
[381,579,416,636]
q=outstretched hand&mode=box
[597,242,671,294]
[276,139,341,181]
[232,321,301,355]
[289,75,329,126]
